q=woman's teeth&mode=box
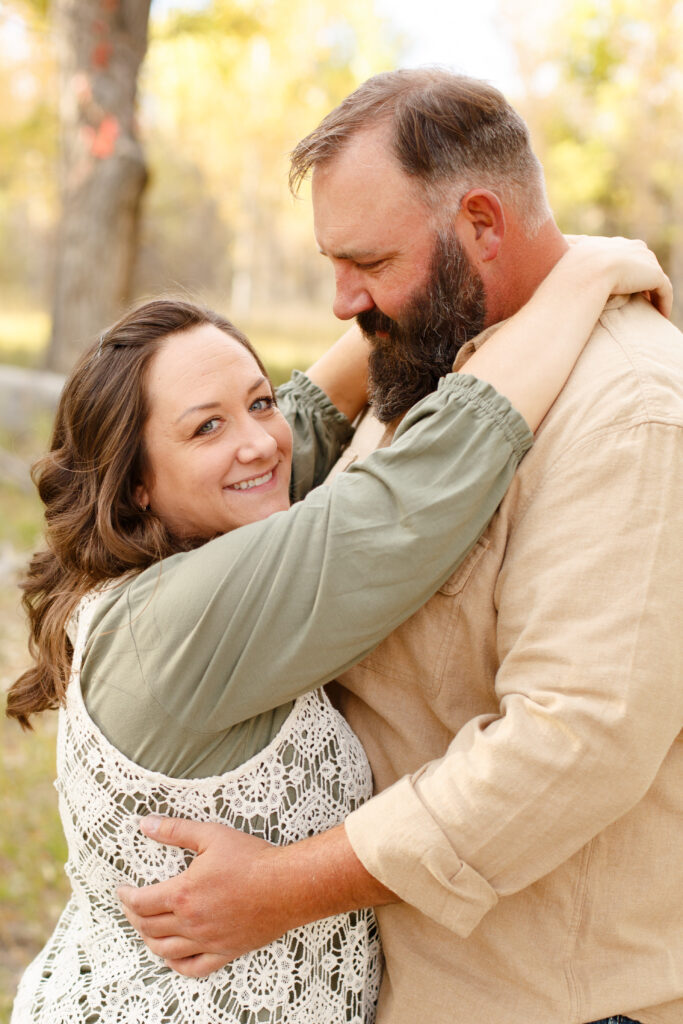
[228,470,273,491]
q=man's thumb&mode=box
[138,814,201,850]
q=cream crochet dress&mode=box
[11,592,381,1023]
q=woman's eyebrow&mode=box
[175,401,220,425]
[175,377,267,424]
[247,375,267,394]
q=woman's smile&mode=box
[137,324,293,538]
[226,467,276,491]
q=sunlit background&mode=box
[1,1,682,1015]
[1,0,681,373]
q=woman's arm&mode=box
[276,326,370,500]
[304,324,370,422]
[85,239,670,758]
[86,374,531,744]
[276,372,355,500]
[461,236,672,432]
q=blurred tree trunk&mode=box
[47,0,151,372]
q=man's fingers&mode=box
[119,901,180,939]
[138,814,214,851]
[165,953,235,978]
[143,935,207,960]
[118,881,177,918]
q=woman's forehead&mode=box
[146,325,261,403]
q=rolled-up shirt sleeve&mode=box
[344,418,683,937]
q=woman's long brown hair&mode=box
[6,299,267,729]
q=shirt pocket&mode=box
[357,535,491,702]
[437,534,490,596]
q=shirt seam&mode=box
[512,417,682,528]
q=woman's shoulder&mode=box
[67,580,129,648]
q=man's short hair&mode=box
[290,68,550,234]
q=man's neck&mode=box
[484,218,568,326]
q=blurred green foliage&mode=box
[509,0,683,323]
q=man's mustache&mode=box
[356,309,396,339]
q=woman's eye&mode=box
[196,417,220,436]
[250,395,275,413]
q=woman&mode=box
[8,239,670,1024]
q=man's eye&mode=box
[357,259,384,271]
[250,395,275,412]
[196,417,220,435]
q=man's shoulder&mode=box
[540,294,683,444]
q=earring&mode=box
[140,504,150,512]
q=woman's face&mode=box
[136,324,293,539]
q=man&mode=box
[120,71,683,1024]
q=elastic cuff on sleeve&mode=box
[277,370,353,434]
[436,372,534,462]
[345,776,498,938]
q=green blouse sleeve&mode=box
[83,374,531,743]
[276,370,354,501]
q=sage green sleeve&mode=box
[83,374,531,757]
[276,370,354,501]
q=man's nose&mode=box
[332,267,375,320]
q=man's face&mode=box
[359,229,486,422]
[312,129,487,422]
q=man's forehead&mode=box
[312,138,436,254]
[311,128,405,193]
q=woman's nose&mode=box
[235,422,278,463]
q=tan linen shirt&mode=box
[337,295,683,1024]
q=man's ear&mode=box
[456,189,505,263]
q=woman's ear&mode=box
[457,189,505,263]
[134,482,150,511]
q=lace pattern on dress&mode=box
[12,590,381,1023]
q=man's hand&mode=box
[118,817,287,976]
[118,815,396,978]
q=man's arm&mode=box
[344,414,683,934]
[122,391,683,969]
[119,818,393,976]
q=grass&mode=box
[0,460,60,1020]
[0,306,337,1019]
[0,521,69,1019]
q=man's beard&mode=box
[358,230,487,424]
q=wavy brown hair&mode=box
[6,299,267,729]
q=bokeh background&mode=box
[1,0,682,1015]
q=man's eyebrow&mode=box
[175,376,268,424]
[318,246,380,261]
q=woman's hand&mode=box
[461,234,673,433]
[564,235,672,317]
